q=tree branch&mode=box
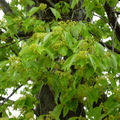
[0,84,23,106]
[0,36,30,49]
[99,41,120,54]
[0,0,13,14]
[104,2,120,42]
[0,96,7,101]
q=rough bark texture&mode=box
[35,85,56,117]
[0,0,12,14]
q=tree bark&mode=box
[0,0,12,14]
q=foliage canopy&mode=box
[0,0,120,120]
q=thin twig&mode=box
[90,32,120,54]
[0,84,23,106]
[93,13,109,23]
[112,15,118,53]
[99,41,120,54]
[0,36,30,49]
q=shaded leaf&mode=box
[68,117,78,120]
[111,54,117,70]
[88,106,102,120]
[51,104,63,119]
[62,54,77,70]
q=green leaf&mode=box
[45,47,55,60]
[14,98,25,109]
[111,54,117,70]
[9,118,17,120]
[88,106,102,120]
[37,46,45,54]
[50,7,62,20]
[98,95,120,120]
[62,54,77,70]
[108,0,118,7]
[26,0,35,6]
[71,0,79,9]
[0,60,9,68]
[44,33,52,42]
[82,1,95,19]
[88,88,100,104]
[64,32,74,48]
[94,5,105,16]
[70,26,79,39]
[19,45,30,56]
[43,32,52,46]
[109,77,117,88]
[58,46,68,56]
[61,89,76,104]
[27,7,39,17]
[11,0,18,6]
[24,96,35,108]
[44,34,58,47]
[117,55,120,66]
[84,65,94,79]
[0,118,8,120]
[22,17,35,31]
[63,105,69,117]
[4,16,14,25]
[88,55,98,70]
[71,40,84,53]
[51,104,63,119]
[104,95,117,109]
[94,41,104,55]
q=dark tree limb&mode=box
[0,84,23,106]
[104,2,120,42]
[99,41,120,54]
[0,0,12,14]
[0,34,32,49]
[0,96,7,101]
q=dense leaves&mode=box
[0,0,120,120]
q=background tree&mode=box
[0,0,120,120]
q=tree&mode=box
[0,0,120,119]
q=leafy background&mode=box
[0,0,120,120]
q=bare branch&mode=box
[0,36,30,49]
[0,84,23,106]
[0,96,6,101]
[104,2,120,42]
[99,41,120,54]
[93,13,109,23]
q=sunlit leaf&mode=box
[64,31,74,48]
[58,46,68,56]
[50,7,62,20]
[71,0,79,9]
[27,7,39,17]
